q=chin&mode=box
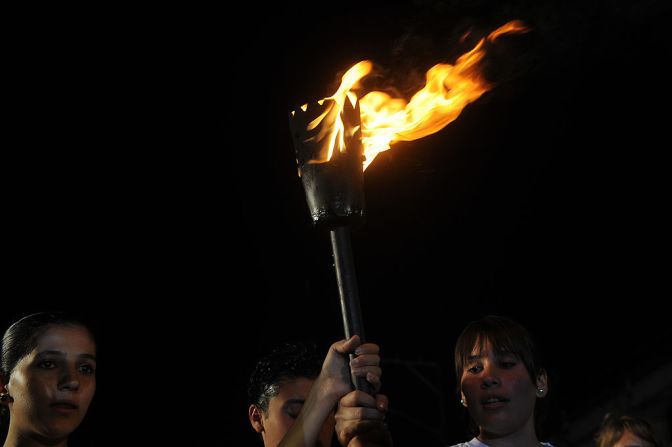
[41,423,79,440]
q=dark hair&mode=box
[454,315,547,436]
[1,311,96,379]
[596,413,660,447]
[247,342,322,413]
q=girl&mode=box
[450,315,552,447]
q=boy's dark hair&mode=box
[247,342,322,413]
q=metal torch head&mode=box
[289,98,365,230]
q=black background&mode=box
[5,0,671,445]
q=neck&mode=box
[477,418,541,447]
[3,426,69,447]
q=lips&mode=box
[480,395,510,407]
[50,400,79,410]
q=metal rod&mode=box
[330,225,373,395]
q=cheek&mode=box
[9,377,50,422]
[266,411,294,439]
[507,375,536,402]
[460,376,479,396]
[510,375,534,392]
[81,380,97,406]
[15,374,48,404]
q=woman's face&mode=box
[6,324,97,440]
[460,339,543,439]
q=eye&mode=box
[38,360,57,369]
[466,364,483,374]
[285,402,303,419]
[78,364,96,375]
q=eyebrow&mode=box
[467,351,517,361]
[36,350,97,362]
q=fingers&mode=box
[350,364,381,379]
[350,347,381,384]
[338,420,391,447]
[339,390,378,409]
[366,372,382,393]
[335,410,387,445]
[332,335,362,356]
[329,338,384,393]
[340,391,388,412]
[333,338,380,357]
[345,362,382,393]
[375,394,388,412]
[354,343,379,356]
[336,391,390,447]
[349,353,380,369]
[336,405,386,423]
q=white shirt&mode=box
[447,438,554,447]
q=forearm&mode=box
[278,374,343,447]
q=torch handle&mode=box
[330,226,374,395]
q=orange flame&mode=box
[302,61,373,163]
[305,20,530,171]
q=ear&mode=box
[535,369,549,398]
[248,404,265,434]
[460,391,468,407]
[0,373,11,406]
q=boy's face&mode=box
[251,377,335,447]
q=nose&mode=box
[481,365,500,389]
[58,366,80,392]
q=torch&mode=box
[287,21,529,393]
[289,95,373,394]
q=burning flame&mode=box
[301,61,372,163]
[301,20,529,170]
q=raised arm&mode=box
[278,335,381,447]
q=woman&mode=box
[0,312,97,447]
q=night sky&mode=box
[5,1,672,446]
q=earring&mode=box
[0,392,10,403]
[536,388,544,395]
[460,398,467,407]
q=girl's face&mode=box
[5,324,97,441]
[460,339,545,439]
